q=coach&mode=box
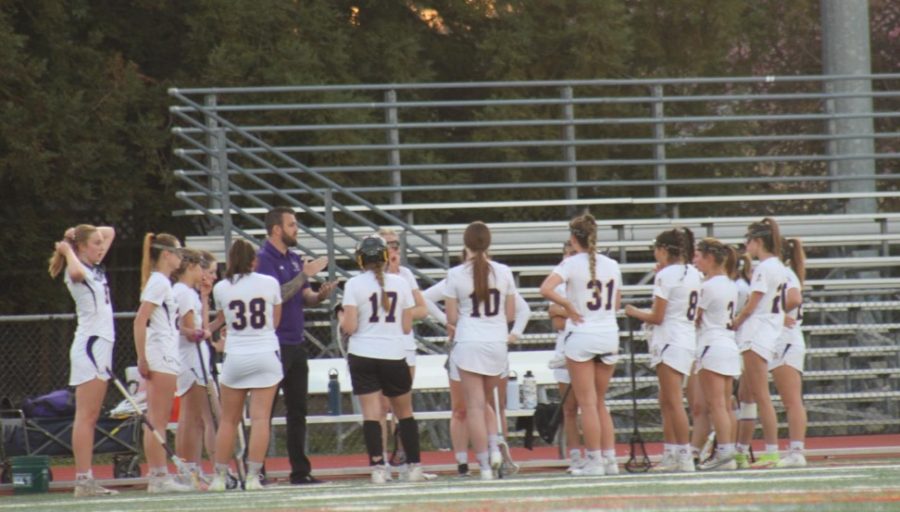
[256,207,335,485]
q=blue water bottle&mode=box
[327,368,341,415]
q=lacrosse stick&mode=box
[102,365,200,486]
[493,386,519,477]
[623,319,651,473]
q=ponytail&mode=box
[170,248,202,284]
[681,227,695,263]
[737,252,753,282]
[463,221,493,309]
[783,238,806,284]
[140,233,155,290]
[724,245,738,278]
[370,262,390,312]
[472,251,490,306]
[654,226,694,264]
[49,225,97,278]
[747,217,782,258]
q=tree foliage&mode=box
[1,0,896,312]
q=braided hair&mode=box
[569,213,598,285]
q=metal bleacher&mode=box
[169,73,900,440]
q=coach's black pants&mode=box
[277,343,313,482]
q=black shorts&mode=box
[348,353,412,397]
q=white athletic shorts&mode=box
[69,336,114,386]
[145,338,179,376]
[562,332,619,365]
[650,343,694,376]
[220,351,283,389]
[554,368,571,384]
[450,341,507,377]
[695,344,742,378]
[176,362,206,397]
[736,317,779,362]
[405,349,417,367]
[768,341,805,373]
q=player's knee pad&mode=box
[738,402,758,421]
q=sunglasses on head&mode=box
[386,241,401,249]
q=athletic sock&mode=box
[246,461,262,477]
[214,463,229,476]
[569,448,582,461]
[397,417,421,464]
[363,420,384,466]
[602,449,616,460]
[790,440,804,453]
[585,450,602,462]
[766,444,779,455]
[488,434,500,453]
[75,471,92,480]
[736,443,749,454]
[151,466,168,477]
[691,446,700,458]
[476,451,490,470]
[455,451,469,465]
[664,444,675,457]
[719,443,736,457]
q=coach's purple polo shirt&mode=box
[256,240,308,345]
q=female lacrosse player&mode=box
[208,240,283,491]
[423,270,529,477]
[445,222,518,480]
[134,233,193,493]
[375,228,428,478]
[731,218,787,469]
[172,248,212,487]
[339,235,425,484]
[693,238,741,470]
[50,224,117,497]
[770,238,808,468]
[546,240,588,472]
[541,213,622,476]
[625,227,701,473]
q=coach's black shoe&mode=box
[291,475,325,485]
[456,463,470,477]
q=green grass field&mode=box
[3,461,900,511]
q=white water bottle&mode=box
[522,370,538,409]
[506,371,520,410]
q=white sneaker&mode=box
[652,453,679,472]
[148,474,194,493]
[603,456,619,475]
[74,478,119,497]
[176,471,204,490]
[570,457,605,476]
[548,354,567,369]
[490,450,503,472]
[479,466,494,481]
[677,453,696,473]
[776,452,807,468]
[566,457,587,473]
[208,473,227,492]
[244,474,265,491]
[402,464,426,482]
[384,465,395,482]
[371,465,389,484]
[699,453,737,471]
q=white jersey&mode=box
[343,271,415,360]
[141,272,178,351]
[213,272,282,355]
[651,264,702,351]
[391,266,420,351]
[443,260,517,344]
[551,252,622,336]
[747,257,788,334]
[734,278,751,314]
[777,266,804,346]
[65,263,115,342]
[173,282,203,365]
[698,275,738,349]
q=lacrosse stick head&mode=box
[624,434,652,473]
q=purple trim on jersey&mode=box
[85,335,99,370]
[256,240,308,345]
